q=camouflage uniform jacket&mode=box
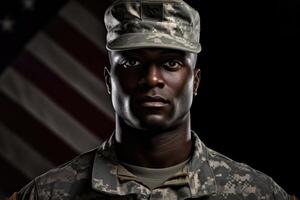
[17,132,289,200]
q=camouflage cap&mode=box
[104,0,201,53]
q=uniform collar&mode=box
[186,131,217,197]
[91,131,217,197]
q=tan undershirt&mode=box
[121,158,190,190]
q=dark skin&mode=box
[104,48,201,168]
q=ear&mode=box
[104,67,112,95]
[193,68,201,96]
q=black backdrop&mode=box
[189,0,299,195]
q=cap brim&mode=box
[106,33,201,53]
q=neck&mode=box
[115,114,193,168]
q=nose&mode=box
[138,64,165,89]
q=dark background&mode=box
[0,0,299,197]
[189,0,299,195]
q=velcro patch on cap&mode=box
[141,2,163,21]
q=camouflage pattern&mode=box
[16,131,289,200]
[104,0,201,53]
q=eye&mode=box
[163,60,183,70]
[122,58,141,68]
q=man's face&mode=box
[105,48,200,131]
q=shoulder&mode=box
[37,148,96,183]
[206,148,289,200]
[17,148,97,199]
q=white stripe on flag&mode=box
[0,123,54,178]
[26,33,114,120]
[59,1,106,52]
[0,69,101,152]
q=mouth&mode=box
[137,95,170,108]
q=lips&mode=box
[136,95,170,107]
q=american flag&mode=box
[0,0,119,197]
[0,0,209,197]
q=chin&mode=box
[137,116,171,131]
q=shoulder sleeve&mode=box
[16,180,39,200]
[269,178,289,200]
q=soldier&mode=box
[11,0,291,199]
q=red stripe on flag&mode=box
[45,16,110,81]
[14,51,114,139]
[0,91,77,165]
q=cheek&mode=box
[114,69,139,94]
[110,76,128,112]
[110,71,138,116]
[166,70,194,98]
[178,79,194,108]
[110,78,122,109]
[166,71,194,110]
